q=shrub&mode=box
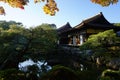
[0,69,26,80]
[100,69,120,80]
[40,65,79,80]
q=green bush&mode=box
[80,29,120,64]
[0,69,25,80]
[40,65,79,80]
[100,69,120,80]
[100,76,111,80]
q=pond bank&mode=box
[46,51,106,80]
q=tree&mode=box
[26,24,58,61]
[114,23,120,27]
[0,21,58,69]
[80,29,120,65]
[0,0,59,16]
[80,29,119,50]
[0,23,29,69]
[0,20,22,29]
[0,0,118,16]
[91,0,118,6]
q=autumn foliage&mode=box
[0,6,5,15]
[0,0,59,16]
[91,0,118,6]
[0,0,119,16]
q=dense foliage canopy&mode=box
[114,23,120,27]
[80,29,120,50]
[0,21,58,69]
[80,29,120,65]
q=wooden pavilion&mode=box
[57,12,120,46]
[57,22,72,44]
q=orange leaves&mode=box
[0,0,118,16]
[43,0,59,16]
[6,0,29,9]
[91,0,118,6]
[34,0,41,3]
[35,0,59,16]
[0,0,29,15]
[0,6,5,15]
[0,0,59,16]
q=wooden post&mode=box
[80,35,83,45]
[73,36,76,45]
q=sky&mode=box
[0,0,120,28]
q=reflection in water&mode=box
[18,58,105,80]
[80,64,87,71]
[18,59,52,72]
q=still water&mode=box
[18,59,105,80]
[18,59,51,72]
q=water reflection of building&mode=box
[57,12,120,46]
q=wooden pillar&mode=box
[68,37,72,45]
[73,36,76,45]
[80,35,83,45]
[57,40,59,45]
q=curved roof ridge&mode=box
[57,22,72,34]
[74,12,103,29]
[83,12,112,25]
[58,22,71,29]
[74,12,113,29]
[83,12,102,23]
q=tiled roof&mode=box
[58,12,120,34]
[57,22,72,34]
[75,12,114,29]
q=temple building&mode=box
[57,12,120,46]
[57,22,72,44]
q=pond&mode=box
[18,58,106,80]
[19,59,51,71]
